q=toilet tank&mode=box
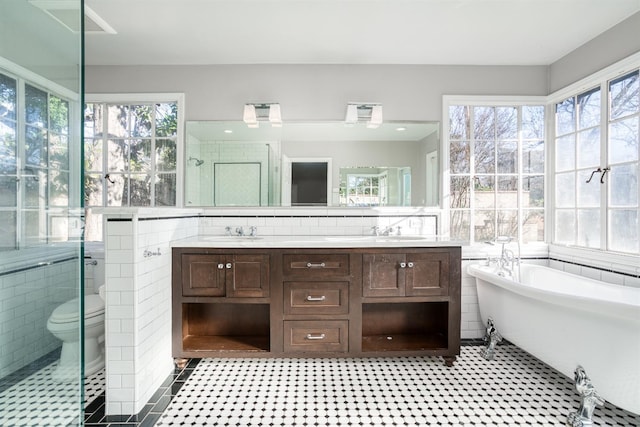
[85,242,105,294]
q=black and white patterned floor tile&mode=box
[0,362,104,427]
[155,345,639,427]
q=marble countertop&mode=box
[171,235,462,248]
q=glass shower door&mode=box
[0,0,84,425]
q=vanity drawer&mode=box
[284,320,348,353]
[284,282,349,315]
[283,254,350,278]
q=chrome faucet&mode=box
[371,226,380,236]
[249,226,257,237]
[235,226,245,236]
[486,236,519,279]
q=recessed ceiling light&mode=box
[224,129,233,134]
[396,127,407,132]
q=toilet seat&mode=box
[49,295,105,324]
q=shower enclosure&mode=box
[0,0,84,425]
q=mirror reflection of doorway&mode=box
[291,161,328,206]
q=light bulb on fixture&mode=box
[243,104,258,128]
[367,105,383,129]
[269,103,282,127]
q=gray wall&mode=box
[548,12,640,93]
[86,64,548,123]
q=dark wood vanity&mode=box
[172,245,461,365]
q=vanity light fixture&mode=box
[243,103,282,128]
[344,103,383,128]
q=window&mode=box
[554,69,640,254]
[0,70,73,251]
[83,95,182,241]
[446,100,545,244]
[345,174,386,207]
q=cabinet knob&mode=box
[305,333,325,340]
[217,263,224,269]
[407,262,414,268]
[226,263,232,269]
[400,262,406,268]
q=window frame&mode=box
[442,96,548,245]
[84,93,185,209]
[549,55,640,255]
[0,58,80,252]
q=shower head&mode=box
[189,157,204,166]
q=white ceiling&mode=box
[84,0,640,66]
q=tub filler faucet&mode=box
[479,317,502,360]
[486,236,519,280]
[567,366,605,427]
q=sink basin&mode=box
[202,235,263,241]
[323,235,430,242]
[374,235,430,241]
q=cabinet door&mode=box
[363,253,406,297]
[405,252,450,296]
[181,254,226,297]
[226,254,270,298]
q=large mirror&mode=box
[185,121,439,207]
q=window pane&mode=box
[84,103,103,138]
[128,174,151,206]
[108,139,128,172]
[556,97,575,136]
[156,103,177,137]
[555,134,575,172]
[474,107,495,140]
[496,107,517,139]
[556,172,575,208]
[106,173,126,206]
[450,176,470,208]
[449,105,469,139]
[522,106,544,139]
[610,71,639,121]
[475,210,495,241]
[0,119,17,174]
[25,125,47,167]
[576,127,600,169]
[522,140,544,173]
[85,138,103,171]
[0,176,17,207]
[155,173,176,206]
[0,73,17,121]
[609,164,638,207]
[497,140,517,173]
[555,210,575,244]
[24,170,47,208]
[84,173,103,207]
[609,117,639,164]
[156,139,176,171]
[522,209,544,243]
[474,176,494,208]
[129,139,151,172]
[0,211,17,251]
[497,210,518,238]
[24,210,45,245]
[608,210,639,253]
[577,170,600,208]
[25,84,47,127]
[50,96,69,135]
[50,170,69,206]
[577,209,600,248]
[474,140,494,173]
[496,176,517,208]
[49,134,68,170]
[130,105,153,137]
[107,105,131,138]
[450,140,470,173]
[450,210,470,241]
[523,175,544,208]
[577,88,600,130]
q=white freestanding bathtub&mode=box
[467,263,640,415]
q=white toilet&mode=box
[47,246,106,382]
